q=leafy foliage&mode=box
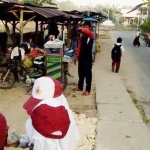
[140,19,150,32]
[21,0,57,6]
[94,4,122,23]
[57,0,77,11]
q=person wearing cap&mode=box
[8,76,80,150]
[74,21,94,96]
[0,113,8,150]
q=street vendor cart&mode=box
[44,40,64,83]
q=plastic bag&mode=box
[95,44,101,53]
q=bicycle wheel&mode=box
[0,69,16,89]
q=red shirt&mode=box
[75,28,94,58]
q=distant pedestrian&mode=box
[133,28,140,47]
[111,37,124,73]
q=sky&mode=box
[58,0,143,8]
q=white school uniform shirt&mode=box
[11,46,25,60]
[111,43,125,54]
[136,31,140,37]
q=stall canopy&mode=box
[64,10,107,22]
[0,2,82,22]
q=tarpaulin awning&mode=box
[83,17,98,22]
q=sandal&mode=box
[82,91,90,96]
[73,87,82,91]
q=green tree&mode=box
[21,0,57,6]
[57,0,78,11]
[139,0,150,32]
[94,4,122,23]
[140,19,150,31]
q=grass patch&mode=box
[127,88,150,124]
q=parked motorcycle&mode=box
[0,56,45,90]
[0,46,74,91]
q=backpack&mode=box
[111,44,122,61]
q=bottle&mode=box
[8,131,22,143]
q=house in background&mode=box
[121,9,140,26]
[140,6,148,23]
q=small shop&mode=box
[0,1,106,90]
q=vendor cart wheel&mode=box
[63,74,68,91]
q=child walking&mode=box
[111,37,124,73]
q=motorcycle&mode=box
[0,46,74,91]
[0,56,45,91]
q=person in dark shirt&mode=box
[74,22,94,96]
[48,21,59,39]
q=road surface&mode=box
[110,31,150,123]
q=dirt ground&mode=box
[0,55,97,150]
[5,24,145,150]
[0,21,99,150]
[0,23,147,148]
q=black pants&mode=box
[133,36,140,46]
[78,60,92,92]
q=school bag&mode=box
[111,44,122,61]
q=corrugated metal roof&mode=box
[64,10,107,20]
[25,6,61,18]
[0,3,80,21]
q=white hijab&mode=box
[25,94,80,150]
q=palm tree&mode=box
[94,4,122,23]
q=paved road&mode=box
[95,36,150,150]
[110,31,150,121]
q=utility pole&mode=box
[148,0,150,19]
[107,5,109,29]
[137,14,139,29]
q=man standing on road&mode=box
[74,22,94,96]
